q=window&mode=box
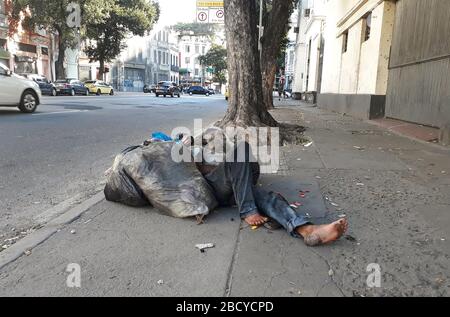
[342,30,348,53]
[195,45,200,54]
[202,46,206,54]
[18,43,37,53]
[364,12,372,42]
[195,68,199,76]
[41,47,49,55]
[158,51,161,64]
[185,45,190,53]
[185,57,190,64]
[154,50,157,63]
[0,0,5,14]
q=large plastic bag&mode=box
[104,146,149,207]
[104,142,218,218]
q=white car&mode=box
[0,63,42,113]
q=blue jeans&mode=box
[204,159,310,238]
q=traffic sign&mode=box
[196,1,223,8]
[197,10,209,23]
[196,0,224,24]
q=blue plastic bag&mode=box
[151,132,172,142]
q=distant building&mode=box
[178,34,211,85]
[291,0,328,103]
[0,0,10,68]
[291,0,309,97]
[284,4,300,93]
[169,31,180,84]
[111,26,179,91]
[3,13,55,80]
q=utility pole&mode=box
[258,0,264,58]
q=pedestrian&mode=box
[278,74,286,101]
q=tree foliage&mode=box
[198,44,227,84]
[171,22,218,38]
[8,0,86,78]
[83,0,159,78]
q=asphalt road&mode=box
[0,92,227,237]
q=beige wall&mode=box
[375,0,395,94]
[339,20,363,93]
[321,0,395,95]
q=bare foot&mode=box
[296,219,348,246]
[244,213,268,226]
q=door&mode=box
[73,81,85,94]
[0,69,19,105]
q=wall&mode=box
[339,20,363,93]
[321,0,395,96]
[386,0,450,127]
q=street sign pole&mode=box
[258,0,264,58]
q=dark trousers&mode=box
[204,160,310,237]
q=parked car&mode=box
[19,74,57,96]
[84,80,114,95]
[155,81,181,98]
[143,84,156,93]
[208,88,216,95]
[187,86,210,96]
[54,79,89,96]
[0,63,41,113]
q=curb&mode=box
[0,192,105,271]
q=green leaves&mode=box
[83,0,159,67]
[171,23,218,38]
[198,44,227,84]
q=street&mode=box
[0,93,227,238]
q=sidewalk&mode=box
[0,101,449,297]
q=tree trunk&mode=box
[260,0,295,110]
[219,0,277,128]
[262,63,277,110]
[98,58,105,81]
[55,32,66,80]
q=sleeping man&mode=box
[184,135,348,247]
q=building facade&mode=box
[0,0,9,68]
[179,34,211,85]
[291,0,309,96]
[0,0,55,79]
[111,26,179,91]
[385,0,450,128]
[317,0,395,119]
[169,31,180,84]
[291,0,328,102]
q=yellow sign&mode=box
[197,1,224,8]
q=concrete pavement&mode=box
[1,99,449,296]
[0,93,227,241]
